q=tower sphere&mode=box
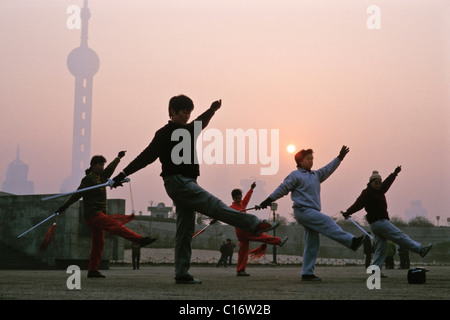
[67,46,100,78]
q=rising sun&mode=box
[287,145,296,153]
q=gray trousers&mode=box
[294,207,354,276]
[163,174,261,279]
[370,219,422,269]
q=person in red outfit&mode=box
[231,182,288,276]
[57,152,156,278]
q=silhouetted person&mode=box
[57,152,156,278]
[132,241,141,270]
[226,238,235,266]
[342,166,432,276]
[111,95,278,284]
[217,240,229,268]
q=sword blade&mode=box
[348,217,374,240]
[41,182,109,201]
[17,212,59,238]
[192,225,209,238]
[41,178,130,201]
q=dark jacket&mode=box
[122,107,217,179]
[62,157,120,219]
[345,172,398,224]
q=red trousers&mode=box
[235,228,281,272]
[85,212,142,272]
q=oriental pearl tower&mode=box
[61,0,100,192]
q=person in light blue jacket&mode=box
[256,146,365,281]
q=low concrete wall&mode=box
[0,194,125,269]
[1,193,448,269]
[125,218,450,263]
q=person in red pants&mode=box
[57,151,156,278]
[231,182,288,276]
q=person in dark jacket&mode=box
[110,95,278,284]
[131,241,141,270]
[342,166,432,274]
[226,238,235,267]
[57,152,156,278]
[217,240,229,268]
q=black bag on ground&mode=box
[407,267,428,284]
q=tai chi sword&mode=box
[41,178,130,201]
[20,178,131,237]
[17,212,60,238]
[348,217,374,240]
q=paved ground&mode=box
[1,265,447,318]
[1,265,449,301]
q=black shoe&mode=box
[140,236,157,247]
[351,235,366,251]
[175,275,202,284]
[419,243,432,257]
[302,274,321,281]
[87,271,106,278]
[237,271,250,277]
[279,236,288,247]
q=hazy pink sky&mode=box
[1,0,449,224]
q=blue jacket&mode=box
[269,157,341,211]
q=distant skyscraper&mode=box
[405,200,428,222]
[1,146,34,195]
[61,0,99,192]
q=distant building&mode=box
[405,200,428,222]
[147,202,173,219]
[1,146,34,195]
[60,0,99,192]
